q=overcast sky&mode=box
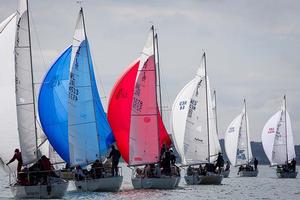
[1,0,300,145]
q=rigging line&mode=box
[0,13,17,33]
[92,62,108,110]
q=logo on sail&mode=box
[236,149,246,160]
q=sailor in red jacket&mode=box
[6,148,23,173]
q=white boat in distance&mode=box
[225,99,258,177]
[261,95,297,178]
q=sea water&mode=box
[0,164,299,200]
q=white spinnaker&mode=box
[68,9,99,166]
[261,111,281,165]
[171,78,198,164]
[129,28,160,166]
[15,0,38,165]
[207,78,221,162]
[0,13,18,172]
[225,113,242,166]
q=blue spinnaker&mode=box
[38,46,115,163]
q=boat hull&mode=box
[11,178,68,199]
[276,171,298,178]
[239,170,258,177]
[75,176,123,192]
[184,173,223,185]
[222,170,230,178]
[132,176,180,189]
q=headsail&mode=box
[261,97,295,165]
[0,12,18,172]
[224,101,252,166]
[207,83,221,162]
[15,0,39,165]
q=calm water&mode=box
[1,164,299,200]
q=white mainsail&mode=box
[68,8,100,166]
[171,53,221,165]
[0,12,18,172]
[224,100,252,166]
[15,0,39,165]
[129,27,160,166]
[261,97,295,166]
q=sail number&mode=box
[228,127,235,133]
[133,97,143,112]
[268,128,275,134]
[188,99,197,118]
[179,101,187,110]
[69,72,79,101]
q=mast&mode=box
[204,52,210,163]
[284,95,288,164]
[80,7,101,159]
[214,90,219,135]
[155,33,163,120]
[152,26,160,163]
[244,98,250,164]
[26,0,39,161]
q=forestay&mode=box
[129,27,160,166]
[15,0,38,165]
[261,99,295,165]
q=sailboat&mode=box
[38,7,122,192]
[108,26,180,189]
[0,0,68,198]
[212,90,230,178]
[171,52,223,185]
[224,99,258,177]
[261,95,297,178]
[68,7,123,192]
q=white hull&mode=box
[175,176,181,187]
[238,170,258,177]
[75,176,123,192]
[11,178,68,199]
[132,176,180,189]
[184,173,223,185]
[222,170,230,178]
[276,171,298,178]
